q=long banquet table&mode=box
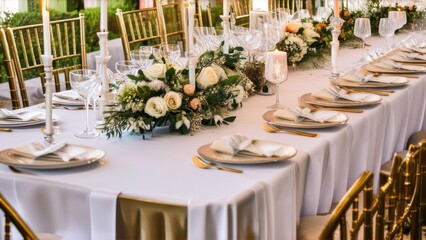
[0,32,425,240]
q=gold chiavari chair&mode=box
[0,28,20,109]
[297,171,375,239]
[0,193,38,240]
[116,7,165,61]
[116,195,187,240]
[206,2,213,28]
[231,0,251,27]
[2,13,87,108]
[158,0,185,45]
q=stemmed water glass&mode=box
[379,18,395,50]
[265,56,288,109]
[115,60,138,75]
[160,44,181,65]
[354,18,371,62]
[70,69,100,138]
[130,46,154,69]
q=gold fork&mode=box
[262,122,318,138]
[192,156,242,173]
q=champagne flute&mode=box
[379,18,395,50]
[70,69,100,138]
[265,51,288,109]
[354,18,371,62]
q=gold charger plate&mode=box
[300,93,381,108]
[331,77,408,88]
[197,141,297,164]
[262,110,348,129]
[0,144,104,169]
[363,63,426,74]
[388,54,426,64]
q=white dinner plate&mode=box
[198,140,297,164]
[301,93,381,108]
[262,110,348,129]
[0,144,104,169]
[0,113,60,128]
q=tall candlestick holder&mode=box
[330,17,344,79]
[220,15,230,54]
[41,54,55,144]
[95,31,113,127]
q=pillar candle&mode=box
[223,0,230,16]
[334,0,339,17]
[42,0,51,56]
[100,0,108,32]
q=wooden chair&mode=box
[158,0,185,45]
[116,195,187,239]
[1,13,87,109]
[116,7,165,61]
[231,0,251,27]
[0,193,38,240]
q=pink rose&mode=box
[190,98,200,110]
[183,84,195,96]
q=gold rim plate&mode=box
[331,77,408,88]
[262,110,348,129]
[197,141,297,164]
[300,93,381,108]
[0,113,60,128]
[0,144,104,169]
[363,63,426,74]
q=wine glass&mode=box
[115,60,138,75]
[265,53,288,109]
[354,18,371,62]
[130,46,154,69]
[70,69,100,138]
[379,18,395,50]
[160,43,181,65]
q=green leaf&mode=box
[224,116,236,122]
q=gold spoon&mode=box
[262,122,318,138]
[0,128,13,132]
[192,156,242,173]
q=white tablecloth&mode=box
[0,32,425,239]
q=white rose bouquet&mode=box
[103,46,255,138]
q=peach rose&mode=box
[183,84,195,96]
[285,22,301,34]
[190,98,201,110]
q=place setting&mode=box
[387,50,426,64]
[195,134,297,171]
[0,108,60,128]
[332,71,409,90]
[300,85,382,108]
[363,58,426,74]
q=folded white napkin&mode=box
[0,108,45,122]
[210,134,289,157]
[312,86,367,102]
[53,90,83,101]
[273,107,339,123]
[409,47,426,54]
[375,60,425,71]
[342,74,406,84]
[11,142,91,162]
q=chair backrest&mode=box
[0,28,21,109]
[3,13,87,108]
[419,140,426,227]
[158,0,185,44]
[319,171,375,239]
[116,7,165,61]
[375,143,423,239]
[231,0,251,27]
[0,193,37,240]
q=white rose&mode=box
[148,80,166,91]
[211,64,227,80]
[196,67,219,89]
[232,85,246,104]
[164,91,182,110]
[144,97,168,118]
[303,29,320,44]
[143,63,167,80]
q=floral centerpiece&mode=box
[275,21,322,65]
[103,46,255,138]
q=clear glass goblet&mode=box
[70,69,100,138]
[115,60,138,75]
[354,18,371,62]
[130,46,154,69]
[265,59,288,109]
[160,43,181,65]
[379,18,395,50]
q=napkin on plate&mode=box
[10,142,91,162]
[376,60,425,71]
[311,86,368,102]
[53,90,83,101]
[396,52,426,61]
[342,73,406,84]
[273,107,339,123]
[409,47,426,54]
[210,134,289,157]
[0,108,45,122]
